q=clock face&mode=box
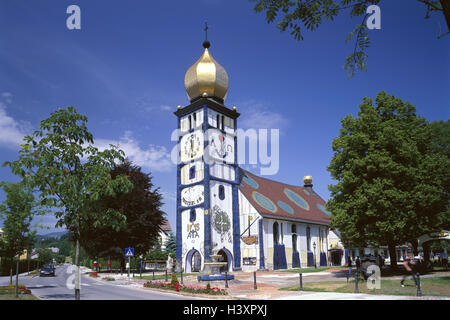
[207,129,234,164]
[180,130,203,162]
[181,185,204,207]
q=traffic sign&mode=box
[125,248,134,257]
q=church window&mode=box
[188,115,192,130]
[218,185,225,200]
[190,208,196,222]
[306,226,311,251]
[273,222,279,245]
[189,166,196,180]
[291,224,296,234]
[193,112,197,127]
[221,115,225,130]
[216,114,220,129]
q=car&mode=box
[40,264,55,277]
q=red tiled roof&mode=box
[160,219,172,231]
[238,169,331,226]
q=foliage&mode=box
[327,91,449,261]
[251,0,448,77]
[164,232,177,254]
[79,160,165,259]
[0,181,44,260]
[144,249,169,261]
[35,232,73,257]
[2,107,133,299]
[170,272,180,286]
[35,248,53,265]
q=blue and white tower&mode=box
[175,39,241,273]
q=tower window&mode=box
[190,208,196,222]
[221,115,225,130]
[189,166,196,180]
[218,185,225,200]
[188,115,192,130]
[193,112,197,127]
[216,114,220,129]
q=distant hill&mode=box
[35,231,69,241]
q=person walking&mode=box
[442,250,448,271]
[348,256,353,278]
[400,253,418,288]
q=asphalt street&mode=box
[0,264,193,300]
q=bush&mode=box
[170,273,179,286]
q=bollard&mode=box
[152,270,155,280]
[299,273,303,291]
[225,272,229,288]
[253,271,257,290]
[181,270,183,285]
[416,273,422,297]
[165,269,168,282]
[354,268,359,293]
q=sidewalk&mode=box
[93,269,450,300]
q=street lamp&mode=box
[313,242,317,269]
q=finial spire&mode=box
[204,21,209,41]
[203,21,211,48]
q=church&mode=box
[175,38,333,273]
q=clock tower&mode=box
[175,39,241,272]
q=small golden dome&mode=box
[303,175,313,185]
[184,41,229,102]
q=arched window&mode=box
[190,208,196,222]
[193,112,197,127]
[216,114,220,129]
[189,165,196,180]
[273,222,279,245]
[306,226,311,251]
[218,185,225,200]
[221,115,225,130]
[292,234,298,252]
[188,115,192,130]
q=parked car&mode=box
[40,264,55,277]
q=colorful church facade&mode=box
[175,39,332,272]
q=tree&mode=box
[251,0,449,77]
[3,107,133,300]
[326,91,449,269]
[0,181,43,296]
[79,160,165,264]
[35,247,53,265]
[164,232,177,255]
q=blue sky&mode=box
[0,0,448,234]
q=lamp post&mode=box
[313,242,317,269]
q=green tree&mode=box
[326,91,449,269]
[251,0,449,77]
[164,232,177,254]
[79,160,165,265]
[0,181,43,295]
[3,107,133,300]
[35,247,53,265]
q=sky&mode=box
[0,0,448,235]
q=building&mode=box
[159,219,172,250]
[175,39,332,272]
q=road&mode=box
[0,264,194,300]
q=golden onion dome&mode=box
[303,175,313,185]
[184,40,229,102]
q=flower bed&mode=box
[143,281,227,295]
[89,272,98,277]
[0,284,32,295]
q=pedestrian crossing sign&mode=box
[125,248,134,257]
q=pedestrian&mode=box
[107,260,111,272]
[355,256,361,269]
[400,253,418,288]
[442,251,448,271]
[348,256,353,278]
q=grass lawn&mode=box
[138,273,197,281]
[279,267,336,273]
[280,276,450,297]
